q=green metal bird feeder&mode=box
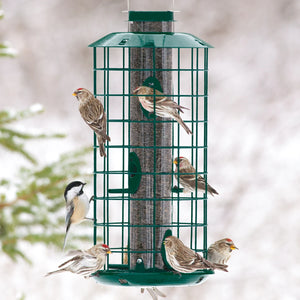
[89,10,214,287]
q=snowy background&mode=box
[1,0,300,299]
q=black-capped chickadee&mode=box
[63,181,93,250]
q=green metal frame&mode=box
[89,14,213,286]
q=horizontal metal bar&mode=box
[93,196,206,201]
[95,170,206,175]
[110,248,205,253]
[94,223,206,228]
[98,145,206,150]
[108,188,130,193]
[94,67,208,72]
[107,119,206,123]
[95,93,207,98]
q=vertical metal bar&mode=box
[190,48,194,249]
[93,47,98,246]
[121,47,126,264]
[203,48,209,257]
[171,49,175,237]
[176,48,180,238]
[103,47,107,247]
[106,47,110,262]
[195,48,200,251]
[127,47,131,268]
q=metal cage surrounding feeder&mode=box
[89,11,214,286]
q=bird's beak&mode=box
[231,245,238,250]
[72,92,77,96]
[173,160,178,165]
[107,250,112,254]
[83,183,87,186]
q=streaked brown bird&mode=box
[45,243,111,278]
[73,88,110,157]
[163,235,228,273]
[133,86,192,135]
[207,238,238,265]
[173,156,218,196]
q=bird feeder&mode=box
[89,10,214,286]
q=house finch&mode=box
[207,238,238,264]
[163,236,228,273]
[63,181,93,250]
[45,243,111,278]
[133,86,192,135]
[173,157,218,196]
[73,88,111,157]
[141,287,166,300]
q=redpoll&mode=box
[207,238,238,265]
[45,244,111,278]
[173,157,218,196]
[133,86,192,135]
[73,88,111,157]
[141,287,166,300]
[163,235,228,273]
[63,181,93,250]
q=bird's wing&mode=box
[196,174,206,182]
[87,117,105,135]
[66,249,84,256]
[180,174,196,181]
[156,97,189,113]
[65,201,74,227]
[63,202,74,250]
[58,254,97,269]
[194,252,215,269]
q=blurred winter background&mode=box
[1,0,300,299]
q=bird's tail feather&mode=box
[208,185,219,196]
[97,135,110,157]
[62,227,70,252]
[176,103,189,113]
[152,287,166,298]
[213,262,228,272]
[45,268,66,277]
[173,114,192,135]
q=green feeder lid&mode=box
[128,11,174,22]
[89,32,213,48]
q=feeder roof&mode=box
[89,32,213,48]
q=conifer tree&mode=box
[0,105,92,262]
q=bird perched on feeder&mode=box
[73,88,110,157]
[133,85,192,135]
[173,157,218,196]
[45,243,111,278]
[163,235,228,273]
[63,181,93,251]
[207,238,238,265]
